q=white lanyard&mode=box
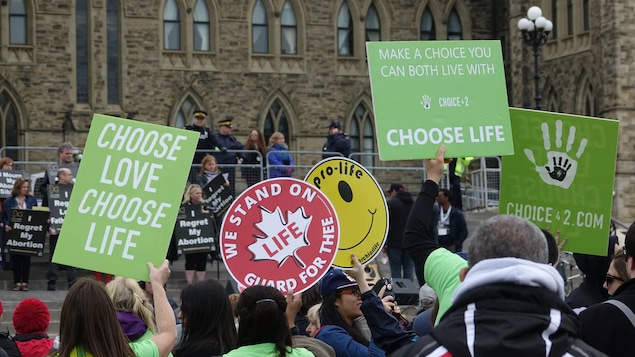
[439,207,451,224]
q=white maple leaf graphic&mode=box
[249,206,312,268]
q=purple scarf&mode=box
[116,311,148,341]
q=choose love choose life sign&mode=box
[53,114,198,280]
[366,40,514,159]
[220,178,339,294]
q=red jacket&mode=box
[15,336,54,357]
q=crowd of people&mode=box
[0,112,631,356]
[183,111,351,195]
[0,111,353,291]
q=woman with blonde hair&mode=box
[54,261,176,357]
[267,132,294,178]
[180,184,213,284]
[305,303,322,338]
[106,277,159,347]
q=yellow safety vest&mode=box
[446,157,474,177]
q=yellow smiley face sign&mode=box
[305,157,388,268]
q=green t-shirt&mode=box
[224,342,313,357]
[424,248,468,325]
[65,329,173,357]
[68,335,160,357]
[130,329,174,357]
[130,338,158,357]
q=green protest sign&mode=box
[53,114,198,280]
[366,40,513,160]
[499,108,619,256]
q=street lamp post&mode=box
[518,6,553,110]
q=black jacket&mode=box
[184,124,220,164]
[213,132,245,164]
[436,206,468,251]
[402,180,442,286]
[174,340,225,357]
[392,276,606,357]
[397,180,605,357]
[386,192,413,249]
[243,143,266,167]
[566,236,617,310]
[580,278,635,357]
[322,133,351,159]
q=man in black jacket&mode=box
[43,168,76,290]
[579,224,635,357]
[392,146,604,357]
[436,188,467,252]
[38,143,78,289]
[385,183,415,282]
[322,120,351,159]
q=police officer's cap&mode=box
[218,116,233,127]
[328,120,342,129]
[193,110,207,119]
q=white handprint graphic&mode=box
[420,95,431,110]
[524,120,588,189]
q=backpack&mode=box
[0,331,21,357]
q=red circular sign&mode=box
[220,178,340,294]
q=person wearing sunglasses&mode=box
[316,266,383,357]
[315,254,416,357]
[580,224,635,357]
[604,248,629,296]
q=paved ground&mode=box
[0,210,503,336]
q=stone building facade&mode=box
[508,0,635,224]
[0,0,632,222]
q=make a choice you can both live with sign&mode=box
[367,40,514,161]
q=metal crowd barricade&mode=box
[464,156,501,211]
[347,152,437,193]
[0,146,500,211]
[611,217,629,245]
[0,146,84,202]
[341,153,500,211]
[265,150,343,181]
[189,149,265,194]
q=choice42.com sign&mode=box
[499,109,619,256]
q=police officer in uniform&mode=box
[322,120,351,159]
[213,117,245,196]
[184,110,220,182]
